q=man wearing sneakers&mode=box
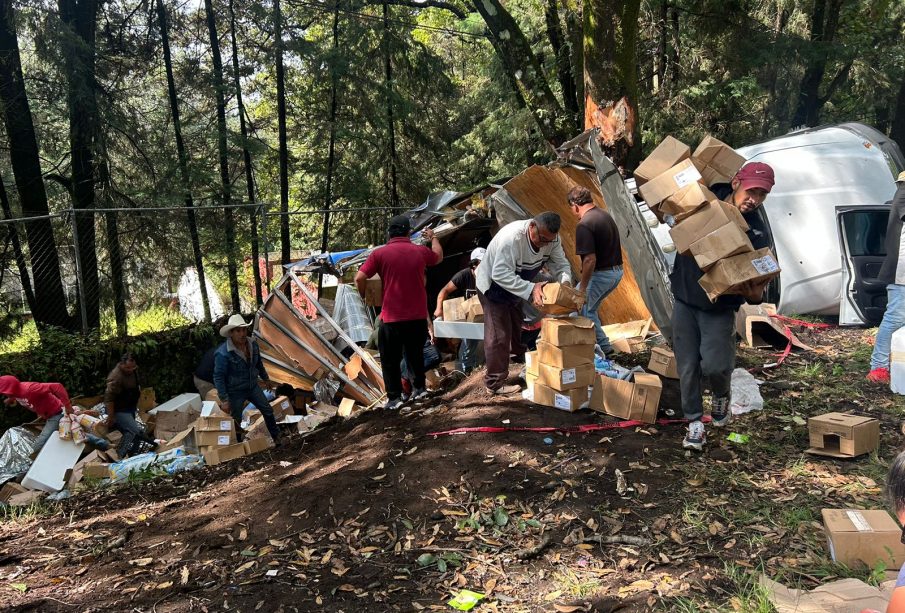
[356,215,443,410]
[476,212,573,395]
[867,171,905,385]
[672,162,776,450]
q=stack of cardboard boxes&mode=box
[524,317,596,412]
[635,134,781,302]
[440,296,483,322]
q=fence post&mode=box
[69,209,89,333]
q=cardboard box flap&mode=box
[602,318,652,341]
[735,303,813,351]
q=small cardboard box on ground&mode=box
[152,393,202,439]
[243,437,272,455]
[637,159,703,206]
[0,482,29,503]
[669,199,750,255]
[590,373,662,424]
[82,462,111,480]
[647,347,679,379]
[540,317,596,347]
[698,247,781,302]
[633,136,691,186]
[691,135,746,187]
[462,296,484,322]
[806,413,879,458]
[822,508,905,569]
[535,362,595,392]
[203,442,247,466]
[760,575,896,613]
[524,382,588,413]
[364,275,382,307]
[655,182,717,223]
[536,341,594,368]
[270,396,294,421]
[539,283,584,315]
[442,297,467,322]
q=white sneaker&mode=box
[683,420,706,451]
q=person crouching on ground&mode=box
[213,314,281,444]
[105,352,157,457]
[434,247,486,373]
[0,375,73,455]
[476,212,576,395]
[671,163,775,451]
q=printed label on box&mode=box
[554,394,572,411]
[751,255,779,275]
[219,420,232,431]
[846,510,872,532]
[281,401,290,409]
[672,165,702,189]
[217,435,230,446]
[561,368,577,385]
[525,353,534,367]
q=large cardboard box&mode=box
[692,135,746,187]
[535,362,595,392]
[525,351,539,376]
[590,373,662,424]
[822,508,905,569]
[637,159,703,206]
[656,182,716,223]
[669,199,749,255]
[540,317,596,347]
[195,416,235,432]
[442,297,467,322]
[688,222,754,271]
[539,283,583,316]
[647,347,679,379]
[270,396,294,421]
[364,276,382,307]
[698,247,782,302]
[462,296,484,322]
[633,136,691,186]
[203,442,247,466]
[806,413,879,458]
[195,428,237,448]
[536,341,594,368]
[524,382,588,412]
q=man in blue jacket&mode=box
[213,314,280,444]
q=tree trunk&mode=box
[543,0,579,131]
[471,0,571,146]
[583,0,642,171]
[653,0,666,94]
[382,1,400,213]
[762,1,789,137]
[0,175,35,314]
[320,0,340,254]
[156,0,211,322]
[0,0,71,330]
[667,7,679,88]
[228,0,262,305]
[274,0,290,265]
[97,135,126,336]
[204,0,240,312]
[792,0,845,127]
[59,0,100,330]
[891,77,905,150]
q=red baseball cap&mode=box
[735,162,775,193]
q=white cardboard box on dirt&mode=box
[22,434,85,492]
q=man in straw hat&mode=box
[213,314,280,444]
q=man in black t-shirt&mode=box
[433,247,486,372]
[569,186,624,355]
[868,171,905,384]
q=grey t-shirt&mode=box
[879,184,905,285]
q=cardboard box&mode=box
[462,296,484,322]
[669,199,749,255]
[152,393,202,435]
[540,317,596,347]
[0,482,28,503]
[634,136,691,186]
[195,429,237,448]
[656,182,717,222]
[524,382,588,412]
[647,347,679,379]
[203,442,247,466]
[270,396,294,421]
[338,398,357,418]
[535,362,595,392]
[637,159,703,206]
[688,222,754,271]
[157,426,197,453]
[525,351,539,376]
[760,575,895,613]
[539,283,583,316]
[590,373,662,424]
[698,247,782,302]
[82,462,111,480]
[735,303,812,350]
[195,416,235,432]
[822,508,905,569]
[442,297,466,322]
[611,337,646,354]
[243,417,274,444]
[806,413,879,458]
[364,276,382,307]
[244,437,273,455]
[536,341,594,368]
[692,134,746,187]
[8,490,45,506]
[602,319,652,353]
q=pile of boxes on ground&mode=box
[635,134,781,300]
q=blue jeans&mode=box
[457,339,480,372]
[871,284,905,369]
[228,386,280,440]
[34,413,62,451]
[114,410,155,457]
[580,267,624,351]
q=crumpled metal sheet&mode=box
[332,283,373,348]
[314,376,341,405]
[0,426,38,485]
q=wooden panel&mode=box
[500,165,653,326]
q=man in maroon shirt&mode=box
[356,215,443,410]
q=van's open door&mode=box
[836,206,889,326]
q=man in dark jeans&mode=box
[355,215,443,410]
[105,352,158,457]
[671,163,775,450]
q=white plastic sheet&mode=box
[729,368,764,415]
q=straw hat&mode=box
[220,314,251,338]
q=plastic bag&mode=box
[729,368,764,415]
[164,455,205,474]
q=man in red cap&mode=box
[0,375,74,454]
[671,162,776,451]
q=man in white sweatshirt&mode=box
[476,212,573,394]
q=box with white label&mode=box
[535,362,595,392]
[638,159,703,206]
[697,247,781,302]
[195,429,237,448]
[822,508,905,569]
[524,383,588,413]
[195,416,235,432]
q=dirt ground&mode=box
[0,325,903,612]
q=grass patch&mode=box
[663,563,776,612]
[552,566,604,598]
[0,500,60,523]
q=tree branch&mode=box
[359,0,468,19]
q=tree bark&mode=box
[320,0,340,254]
[0,175,35,315]
[543,0,579,131]
[156,0,211,322]
[0,0,71,330]
[59,0,100,330]
[382,1,400,213]
[204,0,240,312]
[274,0,290,265]
[891,76,905,150]
[228,0,263,305]
[653,0,666,94]
[792,0,846,127]
[96,134,126,336]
